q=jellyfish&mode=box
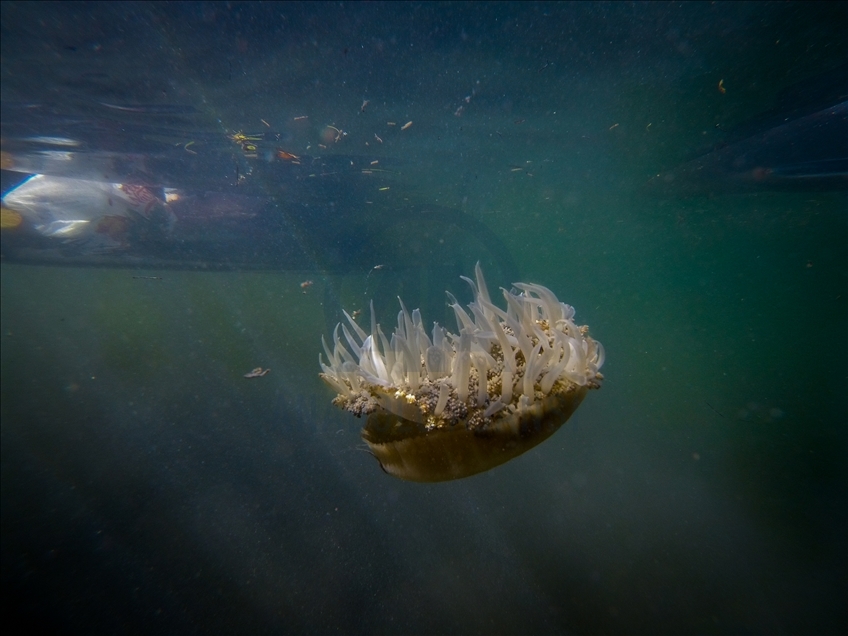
[319,264,605,482]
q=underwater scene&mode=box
[1,2,846,633]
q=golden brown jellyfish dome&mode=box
[319,264,604,482]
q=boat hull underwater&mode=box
[1,103,519,327]
[647,64,848,195]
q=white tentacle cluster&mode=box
[320,264,604,428]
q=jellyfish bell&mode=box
[359,386,590,482]
[319,264,605,482]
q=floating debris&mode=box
[244,367,271,378]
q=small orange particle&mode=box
[718,79,726,94]
[1,207,23,229]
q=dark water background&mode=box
[2,2,846,633]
